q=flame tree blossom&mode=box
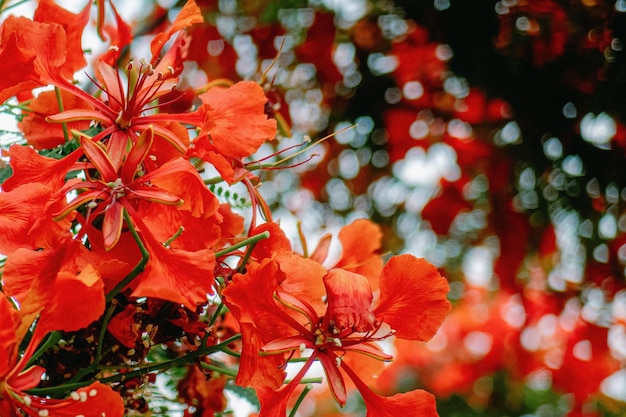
[223,222,451,416]
[0,243,124,416]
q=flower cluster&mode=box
[0,1,450,416]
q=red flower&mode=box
[224,253,450,416]
[0,242,124,416]
[54,129,182,250]
[41,1,203,169]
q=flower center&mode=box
[108,178,125,198]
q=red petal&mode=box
[198,81,276,159]
[0,295,19,380]
[150,0,203,59]
[335,219,383,291]
[342,361,439,417]
[136,121,188,154]
[139,157,218,217]
[256,355,316,417]
[107,303,140,348]
[278,255,327,316]
[317,350,348,406]
[38,265,105,334]
[235,324,287,390]
[0,29,40,103]
[2,241,72,343]
[122,128,153,181]
[222,259,292,389]
[103,202,125,251]
[250,222,293,259]
[46,108,113,124]
[344,341,393,362]
[33,0,90,76]
[80,135,117,181]
[19,89,94,150]
[373,255,450,341]
[95,59,125,111]
[27,382,124,417]
[261,335,313,354]
[309,232,332,264]
[0,183,71,253]
[128,186,182,205]
[323,268,376,333]
[131,230,216,310]
[135,202,221,252]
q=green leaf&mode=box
[225,382,260,408]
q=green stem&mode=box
[106,210,149,302]
[236,235,261,274]
[214,231,270,258]
[163,226,184,247]
[208,301,225,327]
[96,301,119,363]
[24,331,62,368]
[200,362,238,378]
[0,0,30,13]
[27,334,242,397]
[218,345,241,359]
[286,377,323,384]
[54,87,70,143]
[288,383,313,417]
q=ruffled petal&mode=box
[342,361,439,417]
[323,268,376,333]
[33,0,91,77]
[38,264,105,334]
[335,219,384,291]
[149,0,203,59]
[24,382,124,417]
[222,259,292,389]
[373,254,450,341]
[131,230,216,310]
[198,81,276,159]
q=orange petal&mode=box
[222,259,292,389]
[150,0,203,59]
[34,0,91,76]
[335,219,383,291]
[0,183,71,253]
[131,230,216,310]
[373,255,450,341]
[39,264,105,334]
[198,81,276,159]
